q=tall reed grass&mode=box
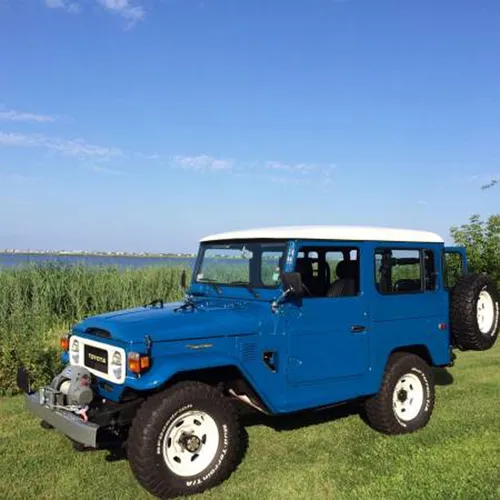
[0,264,187,394]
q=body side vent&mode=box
[241,342,258,362]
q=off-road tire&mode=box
[363,353,435,435]
[127,381,244,499]
[450,274,499,351]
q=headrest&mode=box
[336,260,358,280]
[295,258,313,275]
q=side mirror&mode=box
[180,270,188,290]
[281,272,304,298]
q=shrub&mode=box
[0,264,186,394]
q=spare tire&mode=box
[450,274,499,351]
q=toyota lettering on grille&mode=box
[84,344,108,373]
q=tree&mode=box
[450,214,500,284]
[481,179,498,190]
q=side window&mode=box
[443,252,463,289]
[295,246,359,298]
[326,251,344,282]
[261,250,285,287]
[375,249,422,294]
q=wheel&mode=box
[127,381,244,499]
[363,353,435,435]
[450,274,499,351]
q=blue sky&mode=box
[0,0,498,253]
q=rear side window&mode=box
[443,252,464,289]
[375,249,422,294]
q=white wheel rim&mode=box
[392,373,424,422]
[477,291,495,334]
[162,410,220,477]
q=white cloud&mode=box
[267,160,335,185]
[173,154,234,172]
[44,0,81,13]
[90,165,124,175]
[266,161,317,173]
[0,132,123,159]
[97,0,145,23]
[43,0,144,23]
[1,128,334,187]
[267,175,307,186]
[171,154,335,188]
[0,109,56,123]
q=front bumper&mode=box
[25,392,100,448]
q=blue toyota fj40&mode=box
[19,226,499,498]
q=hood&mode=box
[73,299,266,344]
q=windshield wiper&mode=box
[229,281,260,298]
[197,279,223,295]
[144,298,164,308]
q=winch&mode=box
[40,366,94,412]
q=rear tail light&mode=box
[128,352,150,374]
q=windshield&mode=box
[195,241,288,288]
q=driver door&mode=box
[285,243,370,393]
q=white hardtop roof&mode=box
[201,226,444,244]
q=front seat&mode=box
[295,258,314,295]
[327,260,358,297]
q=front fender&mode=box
[125,350,279,414]
[126,352,241,391]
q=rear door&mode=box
[369,242,451,369]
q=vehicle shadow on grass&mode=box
[73,368,454,461]
[240,367,454,433]
[432,367,454,386]
[240,401,360,433]
[90,425,251,465]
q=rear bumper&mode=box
[25,392,100,448]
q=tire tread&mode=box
[127,381,243,499]
[364,353,435,435]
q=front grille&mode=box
[84,344,108,374]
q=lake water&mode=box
[0,253,196,269]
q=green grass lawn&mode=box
[1,345,499,500]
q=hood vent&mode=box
[84,327,111,339]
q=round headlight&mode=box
[112,351,122,366]
[71,339,79,352]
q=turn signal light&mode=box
[128,353,150,374]
[60,334,70,351]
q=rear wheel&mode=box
[363,353,435,435]
[128,382,244,499]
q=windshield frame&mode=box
[192,239,290,294]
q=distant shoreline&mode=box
[0,252,196,259]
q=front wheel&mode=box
[127,382,244,499]
[363,353,435,435]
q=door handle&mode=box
[263,351,278,372]
[351,325,367,333]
